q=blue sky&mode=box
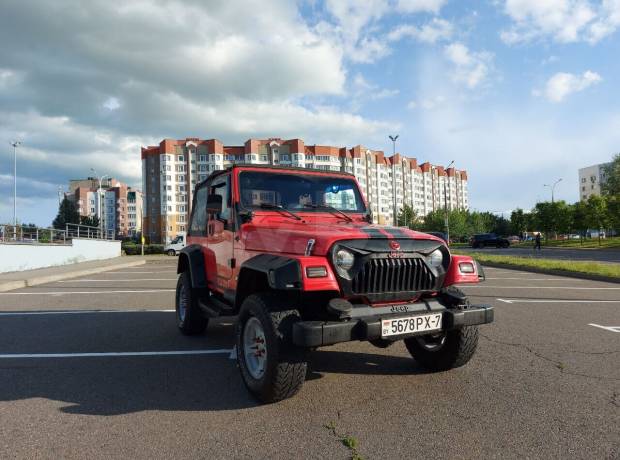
[1,0,619,225]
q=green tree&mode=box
[601,153,620,196]
[466,211,490,235]
[397,204,418,229]
[607,195,620,233]
[510,208,527,236]
[52,197,80,229]
[533,202,554,241]
[554,201,573,235]
[80,215,100,228]
[447,209,469,241]
[585,195,608,245]
[421,210,446,232]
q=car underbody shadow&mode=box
[305,347,432,381]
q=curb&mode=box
[480,261,620,284]
[0,259,147,293]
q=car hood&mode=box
[241,215,443,256]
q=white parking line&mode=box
[497,298,620,304]
[0,349,233,359]
[56,279,176,282]
[465,286,620,290]
[485,277,586,281]
[0,309,175,316]
[108,271,176,274]
[588,323,620,333]
[0,289,175,296]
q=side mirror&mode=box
[207,194,223,214]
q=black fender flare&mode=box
[235,254,302,309]
[177,244,208,289]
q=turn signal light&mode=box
[306,266,328,278]
[459,262,475,274]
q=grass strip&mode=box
[512,236,620,249]
[453,251,620,279]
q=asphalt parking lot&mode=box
[0,259,618,459]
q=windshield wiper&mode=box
[303,204,353,222]
[259,203,302,221]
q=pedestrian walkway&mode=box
[0,257,150,292]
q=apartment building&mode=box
[579,162,611,201]
[67,177,142,238]
[141,138,469,243]
[127,190,143,237]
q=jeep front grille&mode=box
[351,257,436,294]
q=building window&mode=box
[178,155,184,162]
[260,154,268,161]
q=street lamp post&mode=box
[10,141,21,239]
[91,168,108,239]
[388,135,399,226]
[543,178,562,203]
[444,160,455,243]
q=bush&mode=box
[122,243,164,255]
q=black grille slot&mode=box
[351,257,435,294]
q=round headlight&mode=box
[335,249,355,270]
[426,248,443,268]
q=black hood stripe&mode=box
[381,227,408,238]
[359,226,388,238]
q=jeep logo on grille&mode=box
[389,240,401,250]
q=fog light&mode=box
[459,262,475,274]
[306,266,328,278]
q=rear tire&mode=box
[175,271,208,335]
[404,326,479,371]
[236,293,307,403]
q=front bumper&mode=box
[292,299,494,347]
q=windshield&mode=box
[239,171,366,213]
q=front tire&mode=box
[167,249,176,256]
[236,293,307,403]
[175,271,208,335]
[404,326,479,371]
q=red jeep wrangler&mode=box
[176,165,493,403]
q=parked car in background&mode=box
[164,234,185,255]
[506,235,520,244]
[425,231,448,244]
[587,229,606,239]
[469,233,510,249]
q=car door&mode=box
[205,173,234,291]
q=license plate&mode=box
[381,313,443,338]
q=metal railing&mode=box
[0,223,115,244]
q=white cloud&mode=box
[352,74,399,104]
[541,70,602,102]
[387,18,453,43]
[443,43,493,89]
[500,0,620,44]
[103,97,121,111]
[319,0,451,63]
[0,0,404,225]
[396,0,447,14]
[320,0,391,63]
[407,95,446,110]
